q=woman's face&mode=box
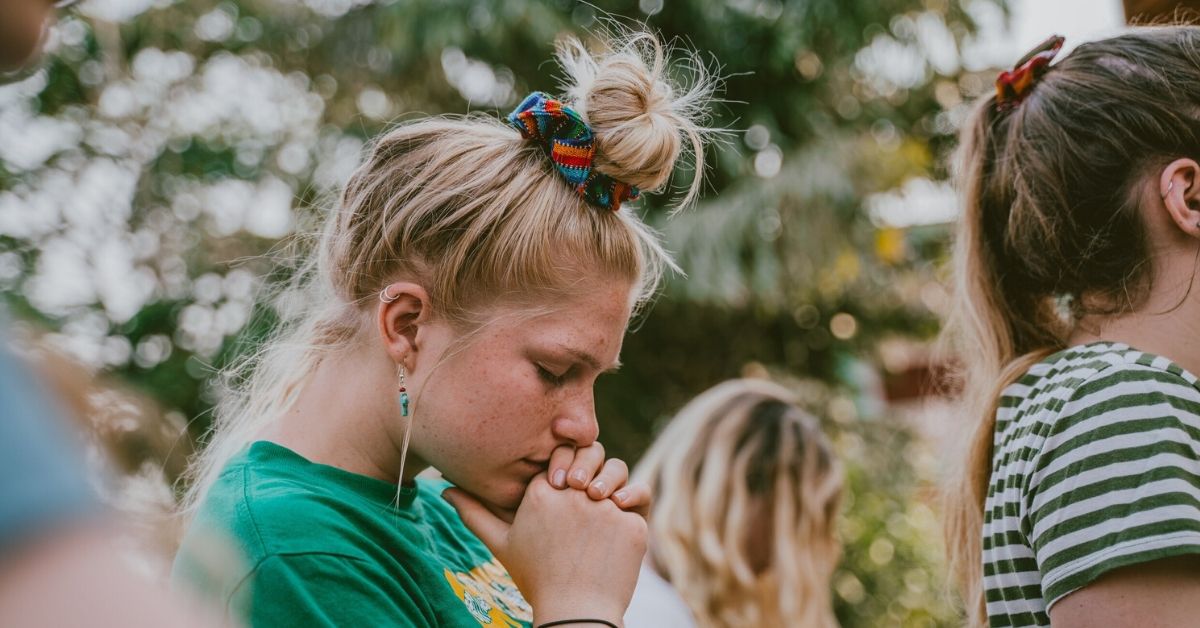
[407,277,635,512]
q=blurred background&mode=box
[0,0,1139,625]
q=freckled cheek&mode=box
[479,395,561,455]
[440,367,523,426]
[471,393,557,444]
[436,356,559,454]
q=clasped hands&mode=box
[443,442,650,626]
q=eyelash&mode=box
[536,364,568,386]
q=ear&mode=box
[376,282,431,369]
[1159,158,1200,239]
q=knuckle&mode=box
[568,486,592,504]
[528,478,554,498]
[625,515,648,547]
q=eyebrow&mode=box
[560,345,622,374]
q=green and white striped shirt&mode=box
[983,343,1200,627]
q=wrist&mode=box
[535,620,622,628]
[532,600,624,628]
[535,620,621,628]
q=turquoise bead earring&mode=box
[398,365,410,417]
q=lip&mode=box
[519,457,550,474]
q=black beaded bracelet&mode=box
[536,620,619,628]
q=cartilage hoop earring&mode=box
[398,365,410,417]
[380,285,399,303]
[1163,181,1175,200]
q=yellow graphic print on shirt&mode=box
[443,558,533,627]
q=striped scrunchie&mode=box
[507,91,641,212]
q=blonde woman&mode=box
[626,379,843,628]
[171,31,713,628]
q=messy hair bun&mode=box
[557,32,714,208]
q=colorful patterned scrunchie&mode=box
[507,91,641,212]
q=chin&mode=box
[447,473,527,512]
[484,480,527,512]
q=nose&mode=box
[550,389,599,447]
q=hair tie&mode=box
[995,35,1065,112]
[506,91,640,212]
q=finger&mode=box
[442,487,510,556]
[611,481,651,518]
[566,441,606,490]
[586,457,628,500]
[548,444,576,489]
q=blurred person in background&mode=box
[0,0,55,71]
[0,345,226,627]
[172,29,715,628]
[0,3,227,626]
[625,379,843,628]
[944,27,1200,628]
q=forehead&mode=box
[483,280,635,352]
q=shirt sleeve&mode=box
[0,346,99,556]
[237,553,434,628]
[1024,364,1200,610]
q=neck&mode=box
[262,344,428,485]
[1071,247,1200,377]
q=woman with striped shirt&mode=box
[943,28,1200,627]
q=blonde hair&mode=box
[941,26,1200,625]
[634,379,843,628]
[179,31,714,517]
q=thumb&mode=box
[442,487,510,556]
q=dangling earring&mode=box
[398,364,410,417]
[395,363,414,485]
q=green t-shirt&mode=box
[983,343,1200,627]
[172,441,533,627]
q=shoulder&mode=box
[1004,344,1200,440]
[1017,351,1200,606]
[1048,350,1200,444]
[186,455,388,563]
[1019,346,1200,483]
[245,467,411,560]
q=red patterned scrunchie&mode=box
[995,35,1065,112]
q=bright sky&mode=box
[973,0,1126,65]
[1011,0,1126,50]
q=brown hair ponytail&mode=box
[942,25,1200,625]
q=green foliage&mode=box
[0,0,1010,624]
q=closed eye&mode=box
[536,364,568,386]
